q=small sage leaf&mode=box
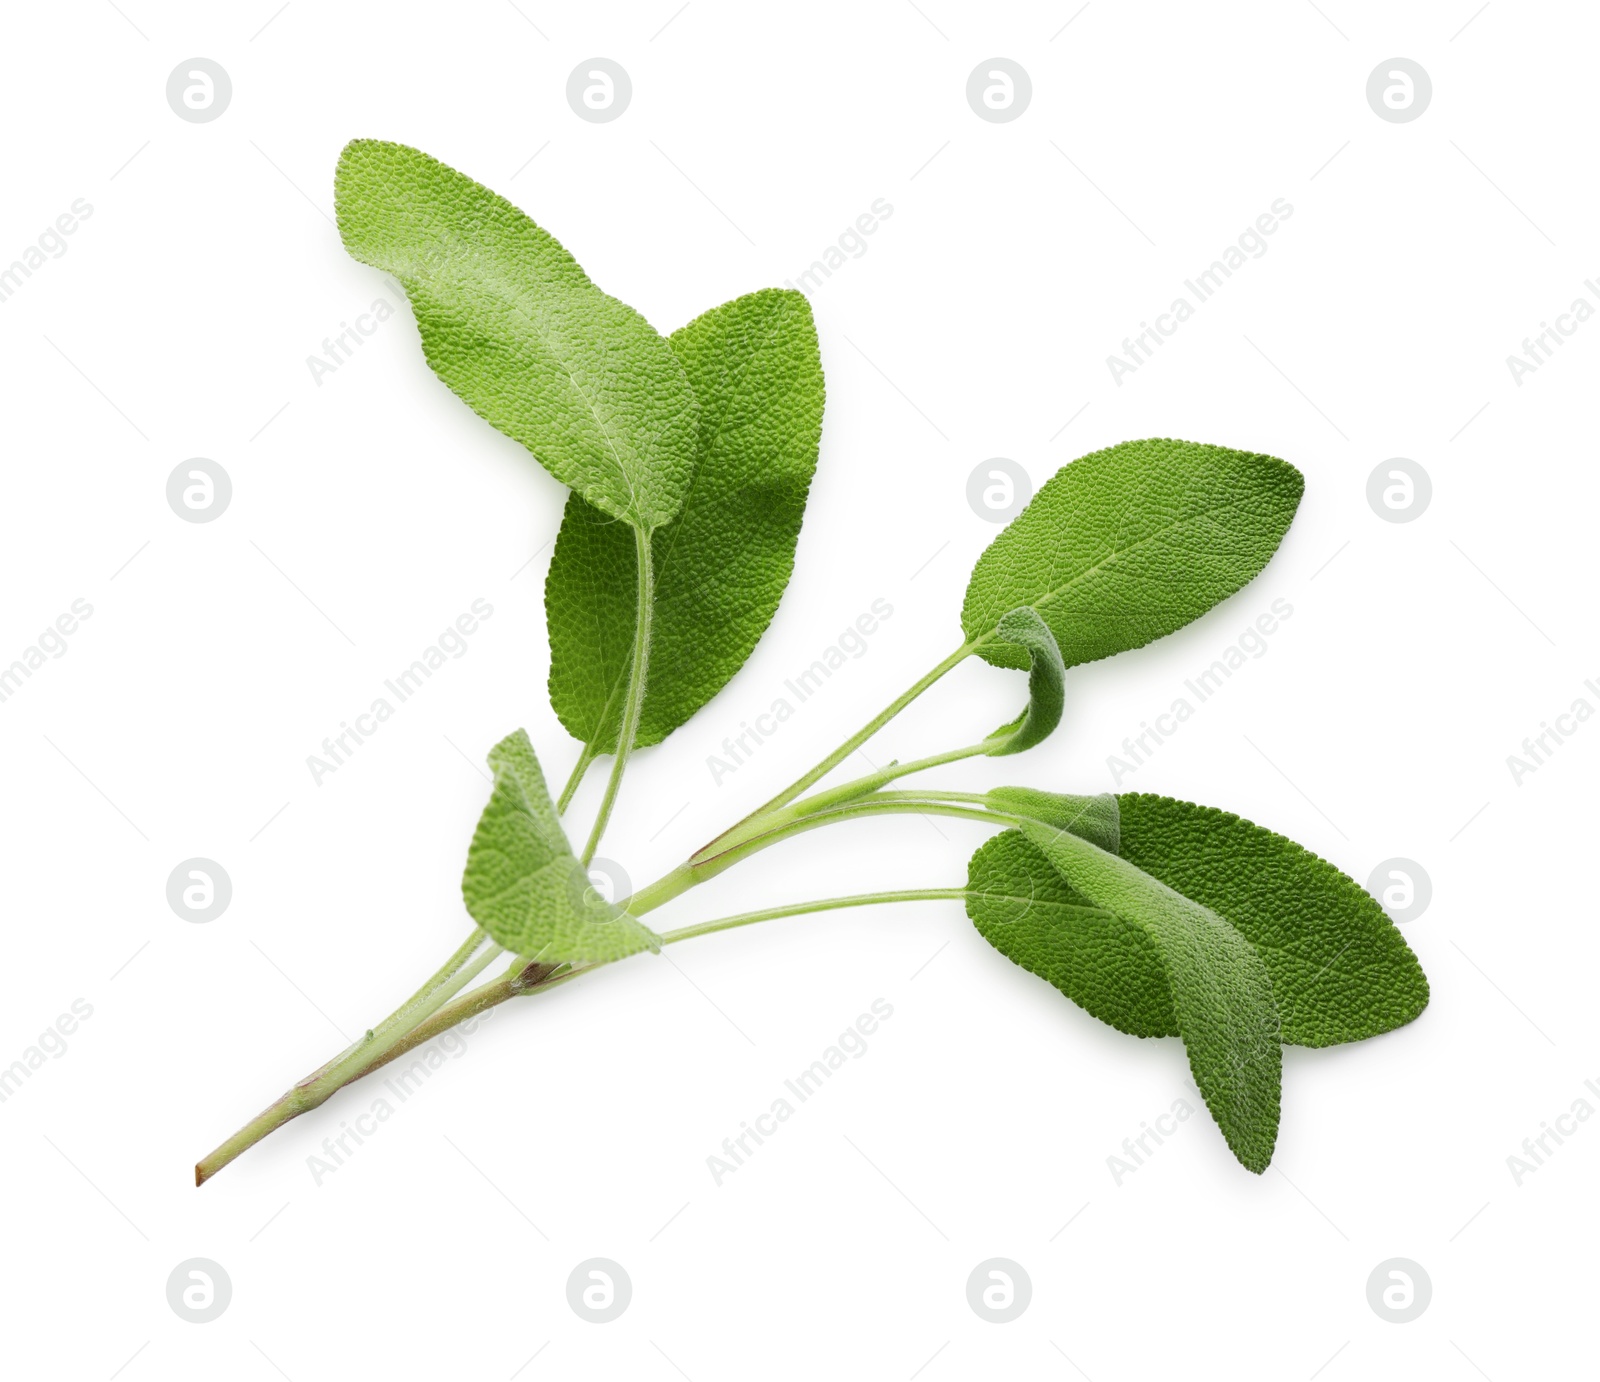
[462,730,662,962]
[1017,819,1282,1174]
[547,288,825,754]
[961,439,1303,673]
[984,607,1065,756]
[335,140,699,532]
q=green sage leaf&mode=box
[983,607,1065,756]
[461,730,662,962]
[971,793,1429,1049]
[547,288,825,755]
[967,827,1175,1040]
[986,788,1119,853]
[335,139,699,531]
[962,439,1303,672]
[1114,794,1429,1046]
[1017,819,1282,1173]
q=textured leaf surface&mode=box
[462,730,661,962]
[986,788,1120,852]
[984,607,1065,756]
[968,829,1175,1039]
[1116,794,1429,1046]
[335,139,698,531]
[547,288,824,752]
[962,439,1303,671]
[1018,820,1282,1173]
[970,794,1426,1047]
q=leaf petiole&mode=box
[692,640,978,863]
[687,614,1053,865]
[690,740,998,866]
[657,887,967,945]
[374,885,974,1063]
[684,797,1021,880]
[580,526,654,865]
[556,743,596,814]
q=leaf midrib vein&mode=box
[982,489,1269,638]
[410,248,690,525]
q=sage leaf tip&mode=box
[1116,792,1431,1046]
[1012,817,1283,1175]
[962,438,1307,676]
[334,137,699,533]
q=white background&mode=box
[1,1,1594,1377]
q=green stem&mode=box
[390,797,1000,1077]
[195,792,1016,1184]
[863,787,993,807]
[625,795,1018,920]
[659,887,966,945]
[196,770,1024,1183]
[691,798,1020,880]
[768,742,998,823]
[342,959,592,1080]
[691,741,997,865]
[582,526,654,866]
[195,929,499,1185]
[366,884,972,1069]
[557,743,596,814]
[340,929,502,1072]
[758,640,975,807]
[693,641,977,863]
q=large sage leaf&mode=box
[962,439,1302,671]
[1114,794,1429,1045]
[1017,819,1282,1173]
[547,288,824,754]
[335,139,698,531]
[462,730,661,962]
[970,794,1429,1047]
